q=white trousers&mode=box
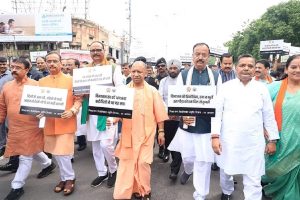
[55,155,75,181]
[92,140,117,176]
[220,169,262,200]
[183,159,212,200]
[12,152,51,189]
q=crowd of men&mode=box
[0,41,292,200]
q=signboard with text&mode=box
[260,40,284,55]
[20,85,68,117]
[210,46,229,58]
[89,85,134,118]
[168,85,216,116]
[72,65,113,95]
[0,13,72,42]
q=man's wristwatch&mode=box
[268,140,277,143]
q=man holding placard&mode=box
[168,43,221,200]
[211,54,279,200]
[39,52,82,196]
[0,58,55,200]
[113,61,168,200]
[83,41,123,188]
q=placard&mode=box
[168,85,216,116]
[89,85,134,118]
[72,65,113,95]
[20,85,68,117]
[260,40,284,54]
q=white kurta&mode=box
[75,107,87,136]
[211,79,279,176]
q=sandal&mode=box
[63,179,75,196]
[133,193,142,200]
[54,181,65,193]
[142,193,151,200]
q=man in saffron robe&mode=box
[113,61,168,200]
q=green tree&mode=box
[225,0,300,60]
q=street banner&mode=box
[289,46,300,56]
[20,85,68,117]
[89,85,134,118]
[60,49,92,62]
[72,65,113,95]
[260,40,284,54]
[168,85,216,117]
[0,13,72,42]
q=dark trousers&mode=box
[164,120,182,174]
[77,135,87,147]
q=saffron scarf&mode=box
[255,75,273,83]
[274,78,288,131]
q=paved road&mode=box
[0,144,268,200]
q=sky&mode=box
[1,0,287,60]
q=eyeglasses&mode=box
[11,65,25,71]
[46,60,60,64]
[90,49,103,53]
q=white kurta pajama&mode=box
[86,64,124,176]
[211,79,279,200]
[168,66,221,200]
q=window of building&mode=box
[17,44,30,50]
[109,47,113,56]
[116,50,119,59]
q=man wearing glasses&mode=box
[1,58,54,200]
[83,41,123,188]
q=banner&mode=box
[89,85,134,118]
[60,49,92,62]
[168,85,216,116]
[72,65,113,95]
[0,13,72,42]
[20,85,68,117]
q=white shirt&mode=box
[211,79,279,176]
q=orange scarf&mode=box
[255,75,273,83]
[274,78,288,131]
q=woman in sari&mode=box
[263,54,300,200]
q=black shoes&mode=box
[162,151,170,163]
[180,171,192,185]
[169,172,178,181]
[0,147,5,158]
[0,162,18,173]
[158,146,164,159]
[107,171,117,188]
[37,162,56,179]
[211,163,220,171]
[91,173,108,187]
[77,145,87,151]
[4,188,24,200]
[221,193,232,200]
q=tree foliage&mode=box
[225,0,300,60]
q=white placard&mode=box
[72,65,113,95]
[210,46,229,57]
[168,85,216,116]
[289,46,300,56]
[260,40,284,54]
[89,85,134,118]
[30,51,47,62]
[20,85,68,117]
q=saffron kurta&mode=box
[211,79,279,176]
[0,78,44,157]
[39,72,82,155]
[113,82,168,199]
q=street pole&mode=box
[127,0,131,62]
